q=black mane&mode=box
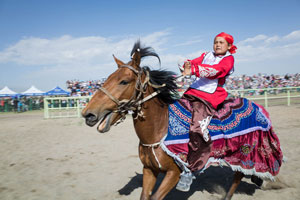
[143,67,179,104]
[130,41,179,104]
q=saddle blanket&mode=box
[161,97,283,180]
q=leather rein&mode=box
[98,64,165,125]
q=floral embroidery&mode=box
[198,116,212,142]
[255,162,269,171]
[256,109,268,124]
[225,156,240,163]
[257,147,270,158]
[177,153,188,162]
[169,114,189,136]
[272,160,280,173]
[241,160,255,167]
[212,146,230,158]
[168,102,191,136]
[240,142,257,156]
[198,66,218,77]
[270,140,279,151]
[208,100,254,131]
[169,104,191,123]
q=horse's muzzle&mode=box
[83,113,99,127]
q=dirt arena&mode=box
[1,105,300,200]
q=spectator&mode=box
[66,79,105,96]
[13,97,18,112]
[224,73,300,91]
[66,73,300,96]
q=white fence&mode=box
[43,87,300,119]
[43,96,91,119]
[227,87,300,108]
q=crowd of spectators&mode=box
[66,79,106,96]
[224,73,300,90]
[66,73,300,97]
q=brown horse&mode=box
[82,41,250,200]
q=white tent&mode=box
[22,85,45,96]
[0,86,18,97]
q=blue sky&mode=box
[0,0,300,92]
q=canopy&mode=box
[45,86,70,96]
[22,85,45,96]
[0,86,18,97]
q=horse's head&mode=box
[81,41,163,133]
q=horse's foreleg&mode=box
[150,168,181,200]
[140,167,158,200]
[224,171,244,200]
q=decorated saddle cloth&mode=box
[161,97,283,180]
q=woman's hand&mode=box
[182,61,191,76]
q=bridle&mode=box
[98,64,165,125]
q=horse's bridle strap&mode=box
[97,64,165,122]
[137,91,160,105]
[98,87,120,105]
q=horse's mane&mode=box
[143,67,179,104]
[130,41,179,104]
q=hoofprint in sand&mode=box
[0,105,299,200]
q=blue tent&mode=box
[45,86,70,96]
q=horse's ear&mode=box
[113,55,125,68]
[130,50,141,69]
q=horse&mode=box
[81,41,282,200]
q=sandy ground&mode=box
[0,105,300,200]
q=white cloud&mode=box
[236,30,300,63]
[265,36,280,43]
[2,29,299,70]
[0,30,171,68]
[238,34,268,45]
[0,35,113,65]
[0,30,174,91]
[283,30,300,40]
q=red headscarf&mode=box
[215,32,237,54]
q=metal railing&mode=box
[43,87,300,118]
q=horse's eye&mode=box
[120,80,129,85]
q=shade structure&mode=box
[45,86,70,96]
[22,85,45,96]
[0,86,18,97]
